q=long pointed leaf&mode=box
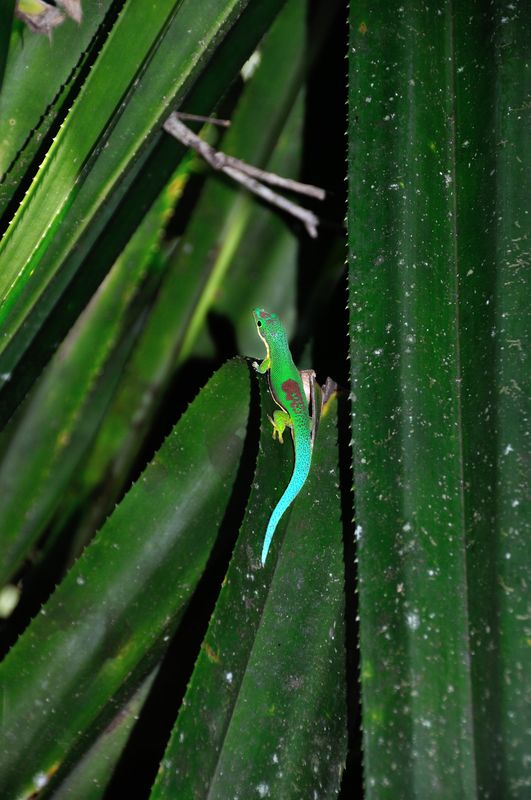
[0,0,115,215]
[57,0,308,555]
[0,358,250,798]
[0,178,177,586]
[152,375,346,798]
[0,0,286,386]
[348,1,530,797]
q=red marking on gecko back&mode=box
[281,379,305,414]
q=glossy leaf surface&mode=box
[0,358,250,798]
[348,2,530,797]
[52,670,159,800]
[0,0,114,214]
[0,0,285,395]
[0,180,177,586]
[58,0,307,553]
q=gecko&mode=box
[252,308,318,564]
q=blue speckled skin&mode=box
[253,308,312,564]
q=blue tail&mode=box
[261,440,311,564]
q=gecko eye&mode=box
[256,320,262,327]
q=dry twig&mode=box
[164,113,325,238]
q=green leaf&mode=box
[52,669,159,800]
[57,0,308,553]
[348,1,530,797]
[0,179,176,587]
[0,358,250,798]
[151,375,346,799]
[0,0,285,395]
[0,0,114,213]
[470,3,530,792]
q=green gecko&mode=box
[252,308,318,564]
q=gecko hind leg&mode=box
[268,409,292,444]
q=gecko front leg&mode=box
[252,355,271,374]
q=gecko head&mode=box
[252,308,282,336]
[253,309,288,353]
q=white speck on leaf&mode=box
[34,773,48,790]
[406,611,420,631]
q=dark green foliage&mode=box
[0,0,527,797]
[349,2,530,797]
